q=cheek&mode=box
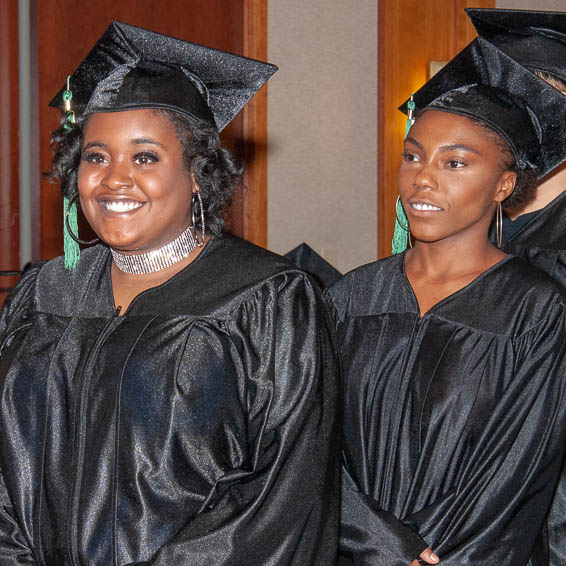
[398,165,414,195]
[77,166,99,199]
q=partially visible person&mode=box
[468,11,566,565]
[467,8,566,272]
[0,22,340,565]
[327,41,566,565]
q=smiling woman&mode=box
[0,22,340,566]
[78,110,195,256]
[327,39,566,566]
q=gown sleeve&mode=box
[137,272,341,566]
[340,466,428,566]
[405,304,566,565]
[0,265,42,564]
[547,456,566,565]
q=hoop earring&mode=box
[395,196,409,231]
[65,193,99,245]
[191,191,206,247]
[496,202,503,249]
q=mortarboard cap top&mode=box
[49,21,278,132]
[400,37,566,179]
[466,8,566,84]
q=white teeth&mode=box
[103,200,143,212]
[410,202,442,211]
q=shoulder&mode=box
[493,256,566,304]
[0,261,45,325]
[0,247,108,323]
[437,256,566,336]
[325,254,403,321]
[30,245,111,316]
[157,233,324,317]
[503,256,566,319]
[210,233,302,282]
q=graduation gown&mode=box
[0,233,340,566]
[326,253,566,566]
[493,191,566,565]
[497,190,566,284]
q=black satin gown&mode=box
[0,233,341,566]
[326,253,566,566]
[497,190,566,284]
[491,190,566,566]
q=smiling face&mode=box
[77,109,194,253]
[398,110,517,246]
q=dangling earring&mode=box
[64,192,99,270]
[495,202,503,249]
[191,190,206,247]
[392,96,416,255]
[392,196,411,254]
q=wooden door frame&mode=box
[242,0,269,248]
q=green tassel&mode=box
[391,95,416,255]
[392,199,410,255]
[404,95,415,140]
[63,196,80,270]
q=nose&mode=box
[101,158,133,190]
[412,160,438,191]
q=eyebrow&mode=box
[82,138,166,151]
[82,141,105,151]
[132,137,166,149]
[404,137,483,156]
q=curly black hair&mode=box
[467,116,537,210]
[45,109,243,236]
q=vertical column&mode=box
[18,0,40,269]
[241,0,269,248]
[0,1,22,302]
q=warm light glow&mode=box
[429,60,449,79]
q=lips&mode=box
[407,199,443,215]
[98,198,145,215]
[409,202,442,211]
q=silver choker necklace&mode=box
[110,225,200,275]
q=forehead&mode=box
[82,109,179,143]
[410,110,490,144]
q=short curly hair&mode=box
[467,116,537,210]
[45,109,243,235]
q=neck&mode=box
[506,164,566,220]
[405,234,504,280]
[110,224,202,275]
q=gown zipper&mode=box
[67,314,122,566]
[380,313,423,505]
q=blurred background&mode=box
[0,0,562,302]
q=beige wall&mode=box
[497,0,566,9]
[267,1,378,275]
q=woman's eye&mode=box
[133,152,160,165]
[401,152,419,162]
[448,159,465,168]
[82,152,107,164]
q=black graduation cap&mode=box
[400,37,566,179]
[284,243,342,289]
[466,8,566,84]
[49,21,278,132]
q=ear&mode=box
[190,170,200,194]
[494,170,517,204]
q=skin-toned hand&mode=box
[410,547,440,565]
